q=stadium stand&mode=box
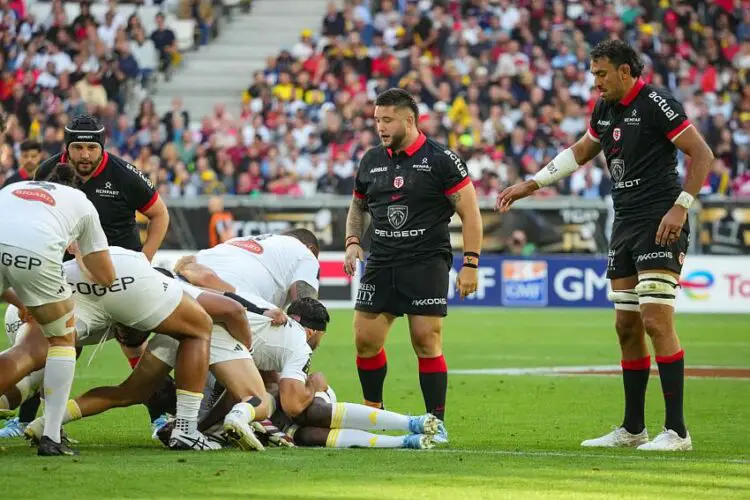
[1,0,749,199]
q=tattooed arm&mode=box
[345,196,371,241]
[449,181,483,258]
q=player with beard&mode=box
[25,115,175,436]
[344,88,483,444]
[496,40,714,451]
[1,140,43,187]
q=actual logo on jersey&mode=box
[12,188,56,206]
[387,205,408,229]
[393,176,404,189]
[648,91,680,122]
[227,239,264,254]
[125,163,155,189]
[612,127,621,141]
[610,159,625,182]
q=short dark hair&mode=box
[46,163,81,188]
[20,140,41,152]
[284,228,320,257]
[287,297,330,332]
[590,40,644,78]
[375,88,419,121]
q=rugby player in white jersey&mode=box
[173,228,321,307]
[6,246,222,451]
[23,265,284,452]
[210,295,439,450]
[0,163,115,456]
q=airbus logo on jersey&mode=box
[597,120,611,126]
[369,166,388,173]
[96,181,119,198]
[648,91,680,122]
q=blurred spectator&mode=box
[207,195,235,247]
[504,230,536,256]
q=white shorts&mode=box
[147,325,251,368]
[0,244,70,307]
[108,273,184,333]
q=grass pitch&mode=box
[1,306,748,499]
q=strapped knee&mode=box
[608,289,639,311]
[39,311,75,338]
[635,273,679,308]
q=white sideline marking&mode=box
[451,365,750,378]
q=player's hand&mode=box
[344,243,364,277]
[495,180,539,212]
[263,308,287,326]
[18,306,33,323]
[174,255,196,274]
[308,372,328,392]
[656,205,687,247]
[456,266,478,299]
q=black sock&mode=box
[356,349,387,409]
[145,375,177,422]
[621,356,650,434]
[17,392,42,424]
[418,355,447,421]
[657,350,687,438]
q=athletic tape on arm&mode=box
[532,148,580,187]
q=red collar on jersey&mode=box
[387,132,427,158]
[619,78,645,106]
[19,169,29,180]
[60,151,110,179]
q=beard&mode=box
[70,154,101,177]
[388,129,407,151]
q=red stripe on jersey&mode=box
[587,125,600,139]
[19,169,29,180]
[139,192,159,213]
[353,189,365,200]
[621,356,651,371]
[444,176,471,196]
[387,132,427,157]
[666,120,691,141]
[91,152,110,178]
[619,78,646,106]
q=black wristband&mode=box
[346,240,361,249]
[224,291,268,315]
[464,252,480,258]
[463,263,478,269]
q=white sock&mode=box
[326,429,406,448]
[330,402,409,431]
[228,402,256,424]
[17,370,44,403]
[42,346,77,442]
[0,394,9,410]
[175,389,203,434]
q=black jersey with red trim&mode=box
[354,133,471,267]
[35,151,158,251]
[587,79,692,221]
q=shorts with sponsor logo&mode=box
[147,325,251,368]
[355,256,450,317]
[0,244,70,307]
[607,218,689,280]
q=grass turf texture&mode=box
[0,305,748,499]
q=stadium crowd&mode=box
[1,0,749,199]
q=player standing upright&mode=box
[344,88,483,440]
[1,140,43,187]
[0,163,115,455]
[497,40,714,451]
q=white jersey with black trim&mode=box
[195,234,319,308]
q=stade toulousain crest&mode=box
[393,176,404,189]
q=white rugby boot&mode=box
[637,429,692,451]
[581,426,649,448]
[223,410,265,451]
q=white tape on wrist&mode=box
[674,191,694,209]
[532,148,580,187]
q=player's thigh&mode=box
[119,351,174,403]
[211,359,265,403]
[606,219,638,281]
[353,310,396,355]
[354,264,394,317]
[407,315,443,357]
[395,256,450,318]
[154,292,213,340]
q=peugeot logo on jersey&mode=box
[611,159,625,182]
[387,205,408,229]
[613,127,621,141]
[393,176,404,189]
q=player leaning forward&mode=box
[497,40,713,451]
[344,88,483,442]
[0,163,116,456]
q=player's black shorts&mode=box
[607,218,689,280]
[355,256,451,317]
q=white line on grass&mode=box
[451,365,750,379]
